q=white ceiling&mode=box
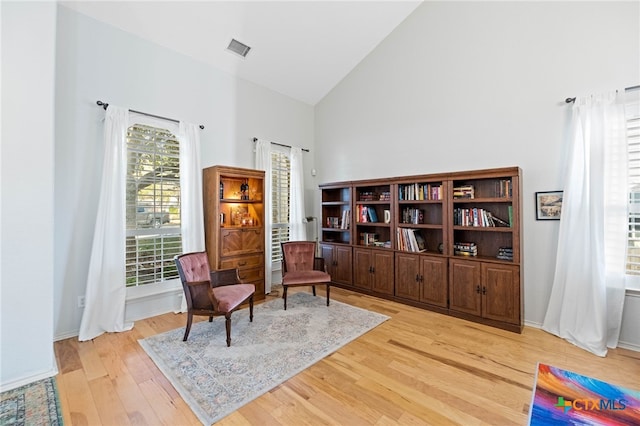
[60,1,422,106]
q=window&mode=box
[271,149,291,264]
[625,91,640,287]
[125,123,182,286]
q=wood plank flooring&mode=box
[54,287,640,425]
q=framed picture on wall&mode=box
[535,191,563,220]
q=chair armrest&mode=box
[210,268,242,287]
[314,257,327,272]
[185,280,210,287]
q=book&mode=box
[367,207,378,222]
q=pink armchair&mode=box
[281,241,331,310]
[174,252,255,346]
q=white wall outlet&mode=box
[78,295,85,308]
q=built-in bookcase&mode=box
[319,167,523,333]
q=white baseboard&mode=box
[523,319,639,353]
[0,367,58,393]
[53,288,184,341]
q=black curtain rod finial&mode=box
[96,100,109,110]
[565,97,576,104]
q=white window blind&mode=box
[625,92,640,281]
[125,124,182,286]
[271,150,290,264]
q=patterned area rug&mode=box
[528,363,640,425]
[0,377,62,426]
[139,292,389,425]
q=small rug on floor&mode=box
[139,292,389,425]
[528,363,640,425]
[0,377,62,426]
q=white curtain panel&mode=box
[289,147,307,241]
[542,91,628,356]
[79,106,133,341]
[255,139,273,294]
[176,121,205,313]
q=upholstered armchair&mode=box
[174,252,255,346]
[281,241,331,310]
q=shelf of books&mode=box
[321,185,352,245]
[450,173,519,264]
[354,184,392,249]
[396,179,447,255]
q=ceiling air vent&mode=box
[227,39,251,58]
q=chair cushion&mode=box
[282,270,331,286]
[211,284,255,312]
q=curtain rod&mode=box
[565,85,640,104]
[252,137,310,153]
[96,100,204,129]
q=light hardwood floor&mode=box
[55,287,640,425]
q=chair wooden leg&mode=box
[183,312,193,341]
[312,285,316,296]
[225,313,232,347]
[249,295,254,322]
[326,284,330,306]
[283,285,288,310]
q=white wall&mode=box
[53,5,314,339]
[314,1,640,348]
[1,2,57,389]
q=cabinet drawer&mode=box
[219,254,264,270]
[237,267,264,283]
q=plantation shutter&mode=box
[271,150,290,264]
[125,124,182,286]
[625,92,640,283]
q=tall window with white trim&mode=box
[625,90,640,287]
[125,123,182,286]
[271,149,291,264]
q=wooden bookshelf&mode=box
[203,165,265,300]
[319,167,523,332]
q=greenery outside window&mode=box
[125,124,182,286]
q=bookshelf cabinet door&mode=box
[420,256,447,308]
[395,253,421,301]
[449,259,482,316]
[334,245,353,285]
[353,248,373,290]
[321,243,353,286]
[372,250,394,295]
[482,263,520,325]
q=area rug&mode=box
[0,377,62,426]
[528,363,640,425]
[139,292,389,425]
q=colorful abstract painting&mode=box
[529,363,640,425]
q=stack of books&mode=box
[396,229,426,252]
[360,232,378,246]
[453,185,475,199]
[497,247,513,261]
[495,179,512,198]
[402,208,424,224]
[454,242,477,256]
[340,210,350,229]
[357,206,378,223]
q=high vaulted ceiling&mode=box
[60,1,422,106]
